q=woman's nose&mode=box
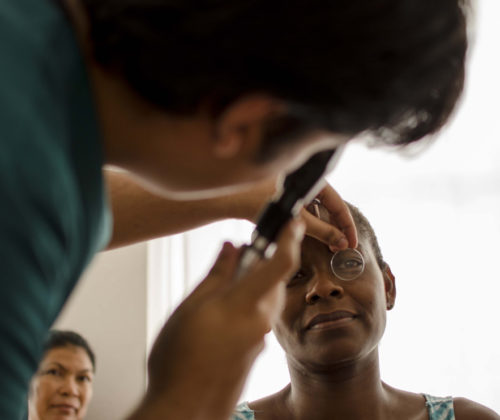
[59,377,79,396]
[305,273,344,304]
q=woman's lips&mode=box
[306,310,357,330]
[51,404,78,413]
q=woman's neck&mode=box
[280,349,391,420]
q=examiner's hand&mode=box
[300,183,357,251]
[241,177,357,251]
[129,219,305,420]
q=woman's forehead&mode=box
[42,346,93,371]
[301,234,369,257]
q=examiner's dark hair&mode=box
[43,330,96,372]
[345,202,385,270]
[81,0,469,154]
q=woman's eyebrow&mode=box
[43,362,67,371]
[43,362,92,374]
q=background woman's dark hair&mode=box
[81,0,469,154]
[43,330,96,372]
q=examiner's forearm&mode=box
[125,359,249,420]
[105,170,272,249]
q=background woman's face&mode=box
[274,235,393,368]
[29,345,94,420]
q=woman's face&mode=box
[29,345,94,420]
[273,235,395,368]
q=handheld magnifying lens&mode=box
[310,198,365,281]
[329,248,365,281]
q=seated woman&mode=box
[233,201,499,420]
[28,330,95,420]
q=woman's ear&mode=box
[383,264,396,310]
[212,95,284,159]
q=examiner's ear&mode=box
[212,95,284,158]
[383,265,396,310]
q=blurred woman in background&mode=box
[28,330,95,420]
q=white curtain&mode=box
[148,0,500,411]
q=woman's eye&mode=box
[78,375,91,383]
[338,258,363,270]
[45,368,60,376]
[342,259,362,269]
[288,269,308,287]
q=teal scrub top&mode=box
[0,0,111,417]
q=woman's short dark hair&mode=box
[345,202,385,271]
[43,330,96,372]
[81,0,469,154]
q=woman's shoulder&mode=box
[423,393,499,420]
[232,402,255,420]
[232,390,287,420]
[232,393,499,420]
[452,397,500,420]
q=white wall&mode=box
[55,243,148,420]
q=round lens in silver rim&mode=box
[330,248,365,281]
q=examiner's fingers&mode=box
[230,219,305,308]
[300,209,349,251]
[316,184,358,250]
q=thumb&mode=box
[189,242,239,300]
[231,218,305,309]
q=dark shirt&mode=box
[0,0,110,417]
